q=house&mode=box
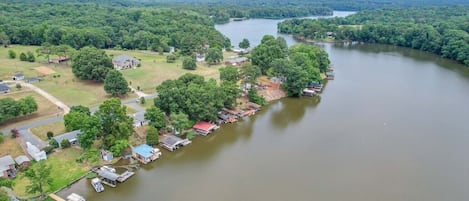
[225,57,248,66]
[26,77,41,83]
[232,47,251,54]
[0,84,10,94]
[160,135,189,152]
[26,142,47,161]
[14,155,30,168]
[49,56,70,64]
[132,144,162,164]
[100,150,113,162]
[52,130,81,148]
[192,121,219,136]
[0,155,16,178]
[12,73,24,81]
[112,55,139,70]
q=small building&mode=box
[14,155,30,168]
[302,88,316,97]
[112,55,139,70]
[49,56,70,64]
[26,142,47,161]
[192,121,218,136]
[225,57,249,66]
[100,150,113,162]
[12,73,24,81]
[160,135,186,152]
[196,55,205,62]
[0,84,10,94]
[169,46,175,53]
[132,144,162,164]
[26,77,41,83]
[325,72,335,80]
[0,155,16,178]
[97,169,120,187]
[52,130,81,148]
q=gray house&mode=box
[0,84,10,93]
[0,155,16,178]
[12,73,24,81]
[53,130,82,148]
[112,55,139,70]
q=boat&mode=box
[67,193,85,201]
[91,178,104,193]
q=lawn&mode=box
[0,45,41,80]
[13,147,88,197]
[0,137,24,158]
[30,120,66,141]
[139,97,155,109]
[0,89,62,131]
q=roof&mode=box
[98,169,120,181]
[13,73,24,77]
[132,144,154,158]
[192,121,216,131]
[161,135,184,146]
[228,57,248,63]
[53,130,81,143]
[0,155,15,171]
[112,54,137,63]
[14,155,30,165]
[0,83,9,91]
[325,72,335,76]
[26,77,41,83]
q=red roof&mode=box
[193,121,215,131]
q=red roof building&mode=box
[192,121,218,136]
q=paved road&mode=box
[19,129,48,149]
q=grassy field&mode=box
[0,137,24,158]
[0,89,62,130]
[13,147,88,197]
[0,46,42,80]
[30,120,66,141]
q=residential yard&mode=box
[13,147,88,197]
[0,45,42,80]
[0,89,62,131]
[30,120,66,141]
[139,97,155,109]
[0,137,24,158]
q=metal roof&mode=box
[53,130,81,144]
[14,155,30,165]
[132,144,154,158]
[0,155,15,172]
[98,169,120,181]
[0,83,10,91]
[161,135,184,146]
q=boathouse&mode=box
[303,89,316,96]
[192,121,218,136]
[97,169,120,187]
[160,135,189,152]
[325,72,335,80]
[132,144,162,164]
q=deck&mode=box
[117,171,135,182]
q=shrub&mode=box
[46,131,54,139]
[19,52,27,61]
[26,51,35,62]
[140,96,145,104]
[43,146,55,154]
[248,88,266,106]
[49,138,59,148]
[0,133,4,143]
[60,139,71,148]
[8,50,16,59]
[166,54,177,63]
[15,83,21,89]
[182,56,196,70]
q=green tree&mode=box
[36,43,53,63]
[94,98,133,149]
[46,131,54,139]
[0,134,3,144]
[26,51,35,62]
[205,47,223,65]
[8,50,16,59]
[25,161,53,198]
[60,139,71,148]
[0,191,8,201]
[64,111,90,132]
[250,35,286,74]
[104,70,129,96]
[166,54,177,63]
[110,139,129,156]
[49,138,59,148]
[182,56,196,70]
[239,38,250,49]
[170,112,190,134]
[144,106,166,130]
[69,105,90,115]
[219,65,240,82]
[18,96,38,115]
[0,32,9,47]
[248,88,266,106]
[19,52,27,61]
[71,46,113,82]
[221,81,241,108]
[77,115,100,150]
[0,178,13,188]
[146,126,159,146]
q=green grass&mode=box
[13,148,88,197]
[0,45,42,80]
[30,120,66,141]
[140,97,155,109]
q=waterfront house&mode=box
[14,155,30,168]
[112,54,139,70]
[0,84,10,93]
[53,130,81,148]
[26,142,47,161]
[0,155,16,178]
[160,135,190,152]
[97,169,120,187]
[12,73,24,81]
[132,144,162,164]
[192,121,219,136]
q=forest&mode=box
[278,6,469,66]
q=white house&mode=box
[26,142,47,161]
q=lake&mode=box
[61,11,469,201]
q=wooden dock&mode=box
[117,171,135,182]
[49,193,65,201]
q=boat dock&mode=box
[117,171,135,182]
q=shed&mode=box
[100,150,113,162]
[0,84,10,93]
[53,130,81,148]
[132,144,162,164]
[26,142,47,161]
[112,55,139,70]
[192,121,218,136]
[0,155,16,178]
[26,77,41,83]
[12,73,24,81]
[160,135,185,152]
[14,155,30,168]
[226,57,248,65]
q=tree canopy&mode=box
[25,161,53,198]
[104,70,129,96]
[144,106,167,130]
[0,96,38,124]
[219,65,240,82]
[205,47,223,65]
[239,38,250,49]
[71,46,113,81]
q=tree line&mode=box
[0,96,38,124]
[278,6,469,66]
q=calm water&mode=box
[60,11,469,201]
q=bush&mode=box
[166,54,177,63]
[0,133,4,143]
[49,138,59,148]
[186,131,195,140]
[60,139,71,148]
[140,96,145,104]
[46,131,54,139]
[182,56,196,70]
[248,88,266,106]
[15,83,21,89]
[43,146,55,154]
[19,52,27,61]
[8,50,16,59]
[26,51,35,62]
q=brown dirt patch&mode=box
[34,66,56,75]
[256,76,286,102]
